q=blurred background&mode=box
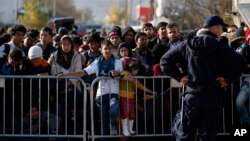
[0,0,248,34]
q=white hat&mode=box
[28,45,43,59]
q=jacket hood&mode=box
[187,30,219,55]
[122,26,136,39]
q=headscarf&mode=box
[56,35,74,69]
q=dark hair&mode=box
[0,34,11,45]
[58,27,69,36]
[183,29,198,39]
[87,32,103,43]
[142,23,154,30]
[69,30,78,36]
[28,29,40,37]
[118,42,132,58]
[9,48,23,61]
[156,22,168,31]
[9,24,27,36]
[25,31,36,39]
[0,27,6,35]
[240,22,246,27]
[53,35,61,42]
[134,32,148,42]
[167,23,179,29]
[101,39,113,48]
[228,24,238,30]
[40,26,53,36]
[71,35,82,46]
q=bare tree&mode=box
[158,0,232,30]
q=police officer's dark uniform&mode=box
[160,16,246,141]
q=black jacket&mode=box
[160,30,246,92]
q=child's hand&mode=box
[143,94,155,100]
[152,92,158,98]
[110,70,120,77]
[216,77,228,88]
[180,76,188,85]
[37,73,48,76]
[57,73,64,77]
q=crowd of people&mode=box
[0,15,250,141]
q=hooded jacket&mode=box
[160,30,246,92]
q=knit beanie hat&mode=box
[28,45,43,59]
[108,26,122,39]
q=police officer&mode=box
[160,16,246,141]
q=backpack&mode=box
[1,43,10,58]
[236,43,250,64]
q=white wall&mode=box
[0,0,23,25]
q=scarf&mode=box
[56,48,74,69]
[97,55,115,77]
[30,58,48,68]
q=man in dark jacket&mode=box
[36,27,57,60]
[160,16,246,141]
[148,22,168,49]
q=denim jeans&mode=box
[96,94,119,135]
[236,77,250,125]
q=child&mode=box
[117,42,131,59]
[23,103,60,141]
[119,57,156,136]
[59,39,123,135]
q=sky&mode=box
[74,0,149,23]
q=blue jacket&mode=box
[160,30,246,91]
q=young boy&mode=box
[0,48,23,75]
[23,103,61,141]
[60,39,123,135]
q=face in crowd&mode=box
[40,29,52,46]
[167,24,181,42]
[227,26,237,40]
[124,31,135,43]
[158,26,168,40]
[61,36,73,53]
[89,41,101,53]
[135,33,149,49]
[119,47,129,58]
[142,26,155,39]
[101,40,113,60]
[109,34,121,48]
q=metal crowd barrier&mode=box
[0,75,249,141]
[0,75,88,141]
[88,76,247,140]
[88,76,183,140]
